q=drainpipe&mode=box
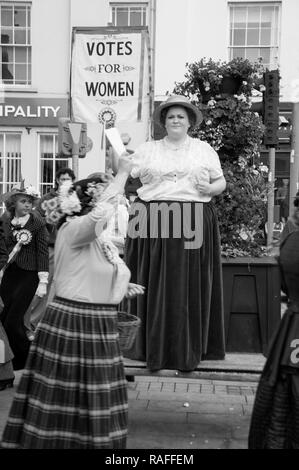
[149,0,157,138]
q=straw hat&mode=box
[153,94,203,127]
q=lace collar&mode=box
[11,214,30,228]
[163,135,190,151]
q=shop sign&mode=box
[0,98,69,126]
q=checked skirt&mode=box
[1,296,128,449]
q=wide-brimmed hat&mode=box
[153,94,203,127]
[1,185,40,204]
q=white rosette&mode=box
[8,229,32,266]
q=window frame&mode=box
[0,1,32,86]
[38,132,71,197]
[228,2,281,69]
[0,130,22,212]
[110,2,148,27]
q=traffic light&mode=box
[263,70,280,147]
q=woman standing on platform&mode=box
[1,155,144,449]
[122,94,227,372]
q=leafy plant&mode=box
[173,57,270,257]
[179,57,265,103]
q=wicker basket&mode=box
[117,311,141,351]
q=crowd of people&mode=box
[0,94,298,448]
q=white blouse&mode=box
[131,136,224,202]
[54,199,131,305]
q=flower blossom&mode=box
[207,99,216,108]
[59,192,81,215]
[25,185,40,199]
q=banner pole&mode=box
[72,154,79,179]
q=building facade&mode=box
[0,0,298,210]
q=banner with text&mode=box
[71,27,151,176]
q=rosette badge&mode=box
[15,229,32,245]
[4,229,33,269]
[98,107,117,149]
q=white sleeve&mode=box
[69,202,115,248]
[205,143,224,181]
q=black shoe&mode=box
[0,379,14,391]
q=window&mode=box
[0,132,22,212]
[39,134,70,196]
[0,2,31,85]
[229,3,280,69]
[110,3,148,26]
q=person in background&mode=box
[0,220,11,391]
[0,186,49,371]
[114,94,227,372]
[23,167,76,338]
[280,190,299,245]
[1,155,144,449]
[248,192,299,448]
[276,178,290,223]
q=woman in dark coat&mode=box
[0,187,49,371]
[248,201,299,449]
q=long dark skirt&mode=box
[0,263,38,370]
[248,305,299,449]
[1,296,128,449]
[124,199,225,371]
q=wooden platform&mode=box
[124,353,266,383]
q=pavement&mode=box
[0,354,263,450]
[126,372,258,450]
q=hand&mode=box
[117,153,134,175]
[140,168,154,184]
[126,283,145,299]
[35,282,47,298]
[196,181,212,197]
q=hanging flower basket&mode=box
[219,75,242,95]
